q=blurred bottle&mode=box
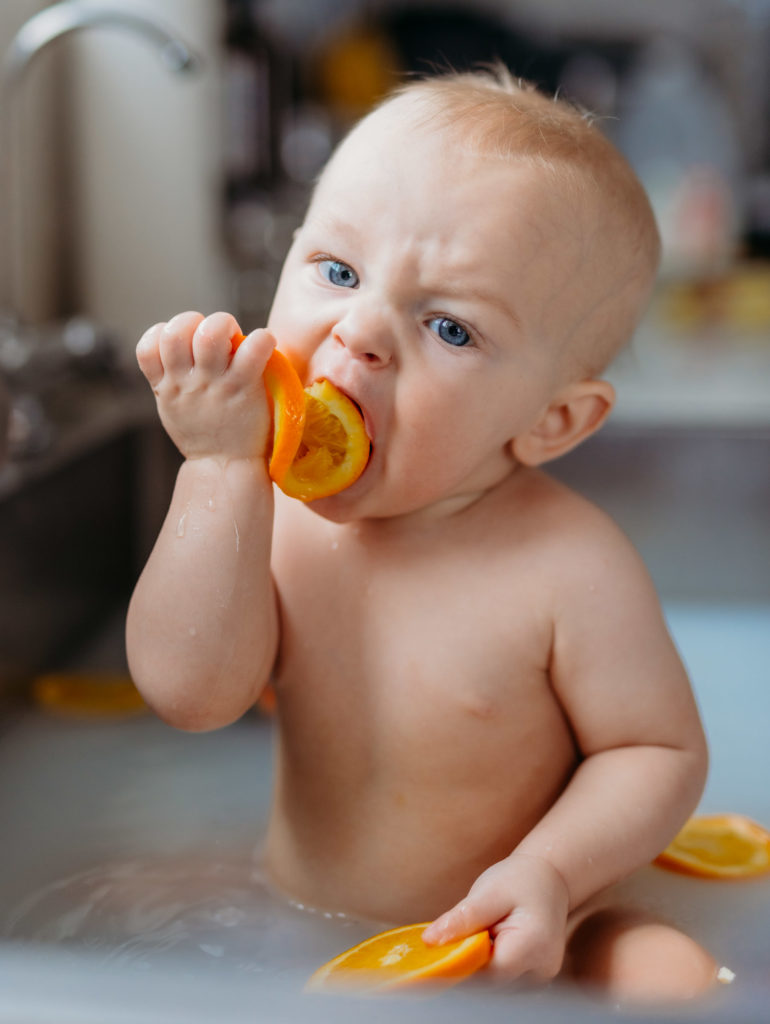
[0,372,9,466]
[222,0,282,201]
[613,37,742,277]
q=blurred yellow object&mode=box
[32,672,147,717]
[729,268,770,330]
[660,264,770,336]
[317,27,400,116]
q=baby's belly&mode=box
[265,671,577,922]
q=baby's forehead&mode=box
[329,91,586,209]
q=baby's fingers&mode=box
[192,311,242,375]
[487,919,564,982]
[229,327,277,385]
[136,323,165,388]
[423,890,508,947]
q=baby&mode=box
[127,68,717,1001]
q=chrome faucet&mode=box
[0,1,200,329]
[3,2,199,86]
[0,2,201,465]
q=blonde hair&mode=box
[375,66,661,375]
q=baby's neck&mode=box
[328,465,536,542]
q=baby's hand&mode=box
[136,311,275,463]
[422,854,569,983]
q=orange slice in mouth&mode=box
[655,813,770,879]
[276,379,371,501]
[232,333,370,500]
[305,922,492,994]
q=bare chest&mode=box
[267,507,578,917]
[271,514,570,777]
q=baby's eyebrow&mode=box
[303,210,359,242]
[435,278,521,328]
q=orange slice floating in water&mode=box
[32,672,147,717]
[232,333,370,501]
[306,922,492,994]
[655,813,770,879]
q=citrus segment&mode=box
[306,922,492,993]
[230,334,370,500]
[32,673,147,717]
[231,334,306,483]
[655,813,770,879]
[276,379,370,501]
[261,350,306,482]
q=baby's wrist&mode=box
[179,452,273,490]
[508,851,571,909]
[184,451,264,469]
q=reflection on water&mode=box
[3,852,376,977]
[2,604,769,1002]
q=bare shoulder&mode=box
[496,468,646,577]
[507,469,664,623]
[512,472,703,755]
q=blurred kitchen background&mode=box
[0,0,768,692]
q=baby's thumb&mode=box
[422,891,502,947]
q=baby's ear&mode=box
[511,379,615,467]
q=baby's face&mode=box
[268,100,595,521]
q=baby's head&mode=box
[333,66,660,381]
[269,68,661,515]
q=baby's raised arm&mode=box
[425,516,708,980]
[126,312,279,731]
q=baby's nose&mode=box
[332,303,394,366]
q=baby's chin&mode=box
[300,470,374,523]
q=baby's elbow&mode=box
[139,680,252,733]
[682,729,709,811]
[151,700,242,733]
[128,657,256,733]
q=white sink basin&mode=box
[0,427,768,1022]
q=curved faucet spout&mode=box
[3,2,200,88]
[0,2,201,328]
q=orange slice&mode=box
[231,334,370,501]
[306,922,492,994]
[655,813,770,879]
[231,334,306,484]
[262,349,307,484]
[277,379,370,501]
[32,673,147,717]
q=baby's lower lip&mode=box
[357,404,374,445]
[325,381,374,444]
[346,398,375,474]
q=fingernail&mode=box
[422,919,446,945]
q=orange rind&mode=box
[232,334,370,501]
[305,922,492,994]
[231,335,306,485]
[262,348,307,484]
[655,813,770,880]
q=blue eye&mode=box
[318,259,359,289]
[429,317,471,347]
